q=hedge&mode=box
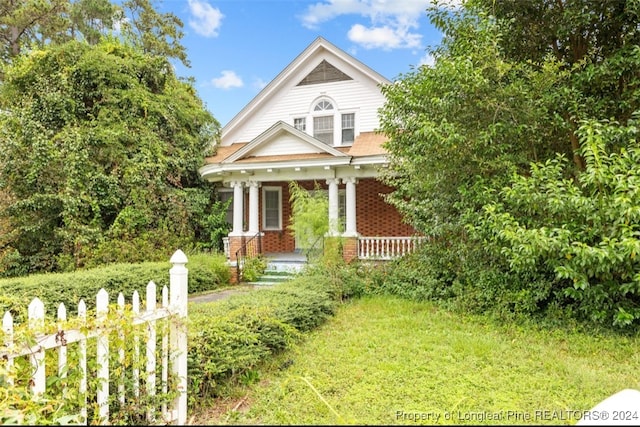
[187,262,368,405]
[0,252,230,320]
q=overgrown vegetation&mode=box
[0,1,230,277]
[200,296,640,425]
[378,1,640,329]
[0,252,230,320]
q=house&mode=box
[198,37,422,274]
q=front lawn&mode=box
[192,295,640,425]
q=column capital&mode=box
[247,180,261,188]
[326,177,340,186]
[342,177,358,185]
[228,180,244,188]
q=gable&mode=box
[297,60,352,86]
[223,121,348,163]
[221,37,391,146]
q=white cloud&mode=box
[300,0,429,50]
[348,23,421,50]
[418,52,436,67]
[211,70,243,89]
[187,0,224,37]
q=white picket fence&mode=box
[0,250,189,425]
[358,236,427,260]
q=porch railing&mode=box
[235,233,262,283]
[358,236,427,260]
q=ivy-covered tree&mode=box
[0,38,221,274]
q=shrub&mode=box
[0,252,229,320]
[186,264,360,405]
[473,117,640,328]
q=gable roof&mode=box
[223,121,349,163]
[221,37,391,141]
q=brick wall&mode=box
[355,179,415,237]
[235,178,416,254]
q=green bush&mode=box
[0,252,229,320]
[473,117,640,328]
[187,264,364,405]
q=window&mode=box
[341,113,354,144]
[294,117,306,131]
[338,190,346,232]
[262,187,282,230]
[314,100,333,111]
[218,190,233,226]
[314,115,334,145]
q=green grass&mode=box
[193,295,640,425]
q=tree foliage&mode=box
[379,1,640,328]
[0,0,188,77]
[0,39,221,274]
[474,117,640,326]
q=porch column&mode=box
[230,180,244,235]
[248,180,260,234]
[326,178,339,236]
[343,177,358,236]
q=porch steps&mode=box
[248,258,306,286]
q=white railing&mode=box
[0,250,189,425]
[358,236,427,260]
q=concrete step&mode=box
[247,269,297,287]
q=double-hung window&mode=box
[341,113,354,144]
[313,115,334,145]
[262,186,282,230]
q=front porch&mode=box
[225,235,426,284]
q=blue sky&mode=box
[155,0,448,127]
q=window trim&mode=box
[293,117,306,131]
[341,112,355,145]
[262,186,282,230]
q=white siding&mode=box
[222,49,388,146]
[251,134,323,157]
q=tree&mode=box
[378,1,640,326]
[0,39,219,274]
[472,0,640,169]
[378,5,564,237]
[0,0,188,78]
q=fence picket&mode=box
[78,300,87,423]
[96,288,110,424]
[170,249,188,425]
[57,303,68,398]
[3,311,14,386]
[146,281,157,422]
[132,290,140,400]
[28,298,45,396]
[117,293,126,407]
[161,285,169,420]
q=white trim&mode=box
[221,37,391,141]
[262,186,282,231]
[224,121,348,163]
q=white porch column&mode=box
[343,177,358,236]
[230,180,244,235]
[326,178,340,235]
[248,180,260,234]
